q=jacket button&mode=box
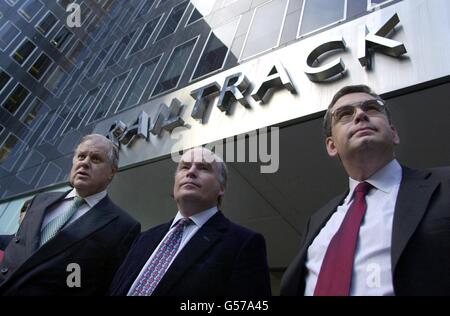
[1,267,8,274]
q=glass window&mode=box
[192,17,239,80]
[118,55,161,111]
[89,71,129,122]
[5,0,19,6]
[80,2,93,24]
[240,0,288,60]
[134,0,155,20]
[153,37,197,96]
[155,1,189,42]
[87,17,105,40]
[0,125,3,135]
[106,31,136,67]
[187,0,215,25]
[0,21,21,51]
[45,66,69,95]
[18,0,44,22]
[368,0,392,10]
[12,39,36,65]
[129,14,162,56]
[84,46,111,79]
[50,26,73,50]
[21,98,49,128]
[64,87,100,132]
[157,0,171,7]
[298,0,346,36]
[59,97,81,135]
[29,53,53,80]
[67,40,90,67]
[42,112,64,143]
[36,12,58,36]
[57,0,72,9]
[118,7,135,31]
[0,69,11,92]
[0,134,19,165]
[2,84,30,114]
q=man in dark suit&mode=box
[281,85,450,296]
[0,134,140,295]
[109,147,271,296]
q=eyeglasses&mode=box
[331,99,386,124]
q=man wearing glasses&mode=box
[281,84,450,296]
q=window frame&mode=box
[190,16,240,82]
[153,0,189,44]
[116,54,163,113]
[34,11,59,37]
[0,21,21,52]
[239,0,290,62]
[367,0,394,11]
[297,0,348,39]
[10,37,37,66]
[17,0,44,22]
[151,35,199,98]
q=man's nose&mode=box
[186,165,198,177]
[353,107,369,123]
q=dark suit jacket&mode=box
[0,235,13,251]
[281,166,450,296]
[109,211,271,296]
[0,190,140,296]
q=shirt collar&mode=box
[346,159,402,205]
[172,206,219,229]
[66,188,108,208]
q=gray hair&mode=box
[77,134,119,169]
[323,84,392,137]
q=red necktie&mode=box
[314,182,372,296]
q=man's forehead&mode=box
[179,149,219,164]
[334,92,376,108]
[76,139,109,153]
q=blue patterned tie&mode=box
[130,217,191,296]
[40,196,84,247]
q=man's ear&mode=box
[110,165,118,180]
[391,125,400,145]
[326,136,338,157]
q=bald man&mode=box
[0,134,140,295]
[110,147,271,296]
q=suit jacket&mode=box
[109,211,271,296]
[0,190,140,296]
[0,235,13,251]
[281,166,450,296]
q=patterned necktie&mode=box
[314,182,372,296]
[130,217,191,296]
[40,196,84,247]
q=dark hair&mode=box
[323,84,392,137]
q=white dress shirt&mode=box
[127,206,218,295]
[304,159,402,296]
[41,188,107,231]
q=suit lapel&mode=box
[25,191,69,255]
[287,193,346,295]
[18,196,119,275]
[391,167,438,273]
[153,212,228,296]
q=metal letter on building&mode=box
[304,37,347,82]
[251,61,296,103]
[217,72,250,114]
[190,82,221,122]
[150,98,185,136]
[358,13,407,68]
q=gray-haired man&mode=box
[0,134,140,295]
